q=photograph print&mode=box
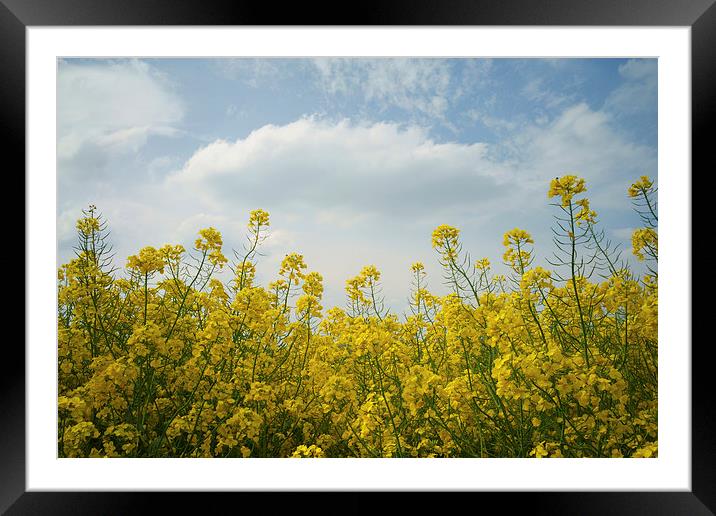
[56,57,658,459]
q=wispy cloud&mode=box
[58,59,183,157]
[604,59,657,115]
[213,58,284,88]
[465,109,518,133]
[521,77,573,109]
[57,59,184,179]
[311,59,454,120]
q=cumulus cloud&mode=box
[168,117,509,219]
[156,105,655,309]
[169,105,654,223]
[57,61,656,311]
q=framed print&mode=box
[5,0,711,513]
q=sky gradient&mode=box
[57,58,657,313]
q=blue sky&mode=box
[57,58,657,313]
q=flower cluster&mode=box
[58,176,657,458]
[548,175,587,206]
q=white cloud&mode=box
[604,59,657,115]
[312,59,453,119]
[618,59,657,81]
[146,155,177,176]
[454,59,493,98]
[521,77,572,109]
[168,116,507,219]
[509,103,656,205]
[214,59,283,88]
[59,100,655,312]
[168,104,655,229]
[159,106,654,306]
[57,59,184,173]
[466,109,518,132]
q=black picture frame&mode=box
[5,1,710,513]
